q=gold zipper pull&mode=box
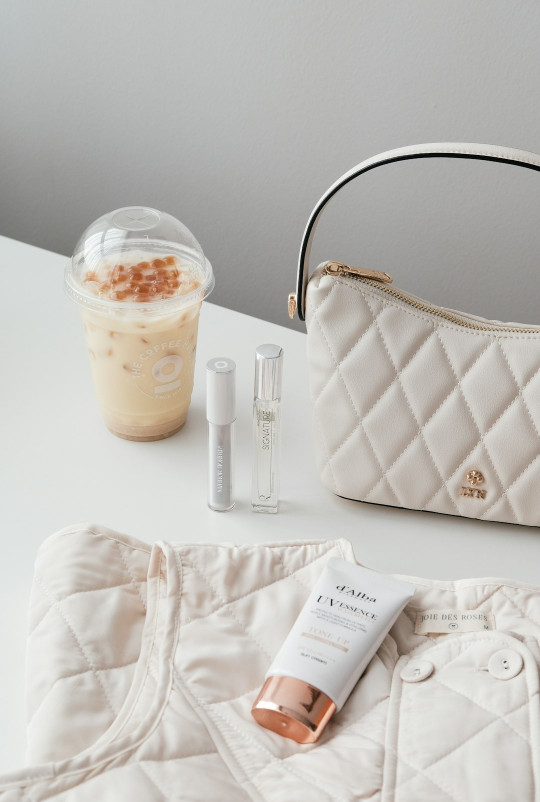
[324,261,393,284]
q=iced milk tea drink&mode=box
[65,207,214,441]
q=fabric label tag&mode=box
[415,609,495,634]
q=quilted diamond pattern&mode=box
[2,529,540,800]
[306,268,540,526]
[25,527,152,762]
[173,542,540,802]
[389,636,539,801]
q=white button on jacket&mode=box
[488,649,524,680]
[400,659,435,682]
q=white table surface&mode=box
[2,234,540,772]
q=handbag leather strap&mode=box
[295,143,540,321]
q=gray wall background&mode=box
[2,0,540,331]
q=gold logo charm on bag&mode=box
[460,470,487,500]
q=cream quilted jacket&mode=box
[1,524,539,801]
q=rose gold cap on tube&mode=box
[251,676,336,744]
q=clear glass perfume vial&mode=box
[252,344,283,514]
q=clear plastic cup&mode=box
[65,207,214,441]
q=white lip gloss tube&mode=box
[206,357,236,512]
[252,344,283,514]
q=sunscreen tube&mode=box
[252,558,415,743]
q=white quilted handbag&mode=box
[290,143,540,527]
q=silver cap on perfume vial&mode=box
[206,358,236,425]
[254,344,283,401]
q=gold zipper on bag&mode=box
[323,261,540,334]
[324,261,394,284]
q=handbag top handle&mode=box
[293,143,540,321]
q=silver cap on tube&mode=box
[206,358,236,425]
[254,344,283,401]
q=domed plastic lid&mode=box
[65,206,214,316]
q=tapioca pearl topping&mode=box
[83,256,201,302]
